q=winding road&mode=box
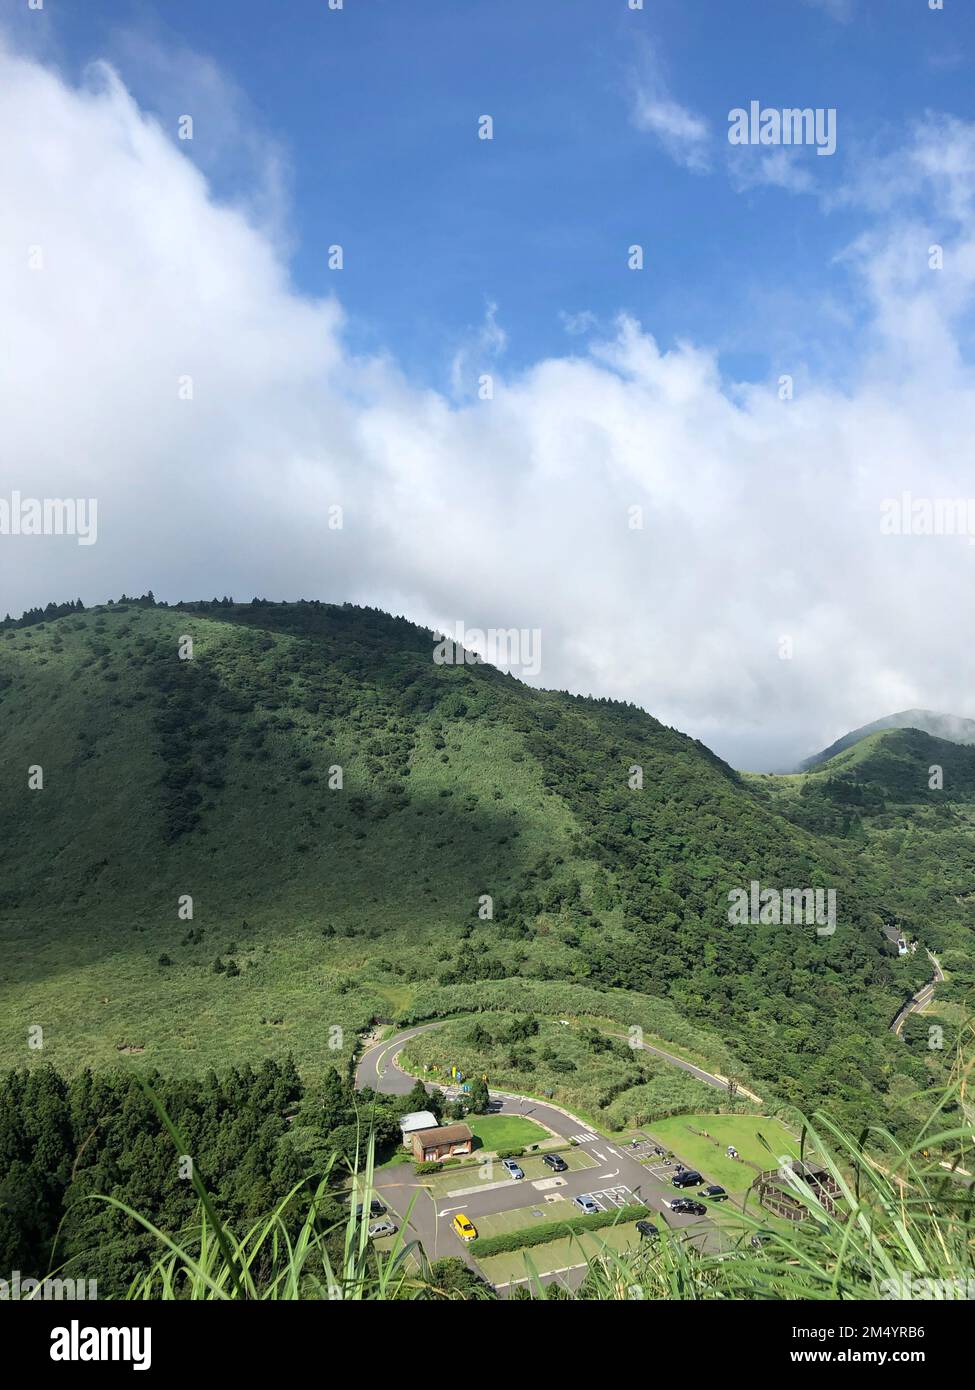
[356,1019,760,1102]
[891,951,944,1036]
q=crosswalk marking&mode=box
[570,1131,597,1143]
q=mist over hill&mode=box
[800,710,975,772]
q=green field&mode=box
[477,1221,648,1286]
[465,1114,552,1151]
[648,1113,809,1192]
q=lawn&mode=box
[477,1221,647,1286]
[466,1114,551,1152]
[648,1114,809,1192]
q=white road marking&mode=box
[444,1178,519,1199]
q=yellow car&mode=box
[452,1213,477,1242]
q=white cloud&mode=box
[629,49,711,173]
[4,36,975,770]
[802,0,856,21]
[727,147,817,196]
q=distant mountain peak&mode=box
[800,709,975,771]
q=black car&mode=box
[700,1185,728,1201]
[354,1199,386,1219]
[670,1198,707,1216]
[671,1169,704,1188]
[543,1153,568,1172]
[635,1219,659,1240]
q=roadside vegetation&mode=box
[402,1013,751,1131]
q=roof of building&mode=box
[413,1122,474,1146]
[398,1110,439,1133]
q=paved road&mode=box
[892,951,944,1036]
[356,1023,724,1290]
[355,1022,442,1094]
[356,1019,760,1102]
[609,1032,763,1104]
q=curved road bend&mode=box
[892,951,944,1036]
[356,1020,753,1100]
[356,1023,725,1289]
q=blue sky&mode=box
[23,0,975,389]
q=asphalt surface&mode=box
[356,1023,727,1290]
[891,951,944,1035]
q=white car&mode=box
[368,1218,396,1238]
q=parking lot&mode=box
[420,1145,597,1199]
[366,1090,728,1286]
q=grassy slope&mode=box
[0,598,953,1133]
[401,1014,742,1131]
[0,602,585,1074]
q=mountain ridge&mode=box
[799,709,975,772]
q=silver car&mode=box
[573,1193,600,1215]
[368,1218,396,1238]
[502,1158,525,1179]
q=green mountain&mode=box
[800,709,975,771]
[0,597,968,1133]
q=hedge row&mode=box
[469,1203,648,1256]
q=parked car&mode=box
[354,1199,386,1218]
[573,1194,600,1215]
[669,1198,706,1215]
[671,1169,704,1188]
[635,1219,658,1240]
[700,1185,728,1201]
[368,1218,396,1238]
[543,1154,568,1172]
[502,1158,525,1179]
[452,1212,477,1242]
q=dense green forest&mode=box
[0,596,971,1142]
[0,1057,453,1297]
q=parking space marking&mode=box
[645,1163,675,1181]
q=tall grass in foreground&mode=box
[97,1071,974,1300]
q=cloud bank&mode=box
[2,37,975,769]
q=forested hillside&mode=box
[0,597,967,1134]
[0,1057,441,1297]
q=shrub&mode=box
[470,1204,648,1256]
